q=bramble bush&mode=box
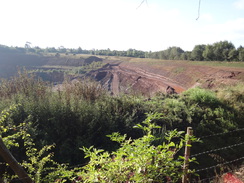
[77,113,198,183]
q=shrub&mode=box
[78,113,198,183]
[0,105,73,183]
[182,87,220,107]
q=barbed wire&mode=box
[197,127,244,139]
[191,141,244,157]
[195,156,244,173]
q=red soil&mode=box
[87,61,244,96]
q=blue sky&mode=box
[0,0,244,51]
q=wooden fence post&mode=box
[182,127,193,183]
[0,137,33,183]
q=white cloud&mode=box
[234,0,244,9]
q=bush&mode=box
[182,87,220,107]
[0,73,148,165]
[78,113,198,183]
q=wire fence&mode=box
[190,127,244,182]
[2,126,244,183]
[195,156,244,173]
[192,164,244,183]
[197,127,244,139]
[191,142,244,158]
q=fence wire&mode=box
[193,165,243,183]
[191,141,244,157]
[197,127,244,139]
[190,127,244,182]
[195,156,244,173]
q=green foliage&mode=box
[0,105,72,183]
[0,73,243,181]
[78,113,197,183]
[0,72,148,165]
[1,41,244,64]
[22,142,57,183]
[191,45,206,61]
[179,88,236,135]
[182,87,219,107]
[219,85,244,109]
[0,104,25,148]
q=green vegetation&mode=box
[0,71,243,182]
[2,40,244,64]
[79,113,198,182]
[29,61,105,82]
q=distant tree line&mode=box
[1,40,244,61]
[149,41,244,61]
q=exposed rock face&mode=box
[87,63,185,96]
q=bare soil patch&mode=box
[87,59,244,95]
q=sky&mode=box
[0,0,244,51]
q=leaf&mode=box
[168,142,175,147]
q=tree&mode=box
[212,41,235,61]
[191,45,205,61]
[168,47,184,60]
[126,48,134,57]
[77,47,83,54]
[238,46,244,61]
[180,52,188,60]
[58,46,66,53]
[25,42,32,49]
[203,45,214,61]
[228,49,238,61]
